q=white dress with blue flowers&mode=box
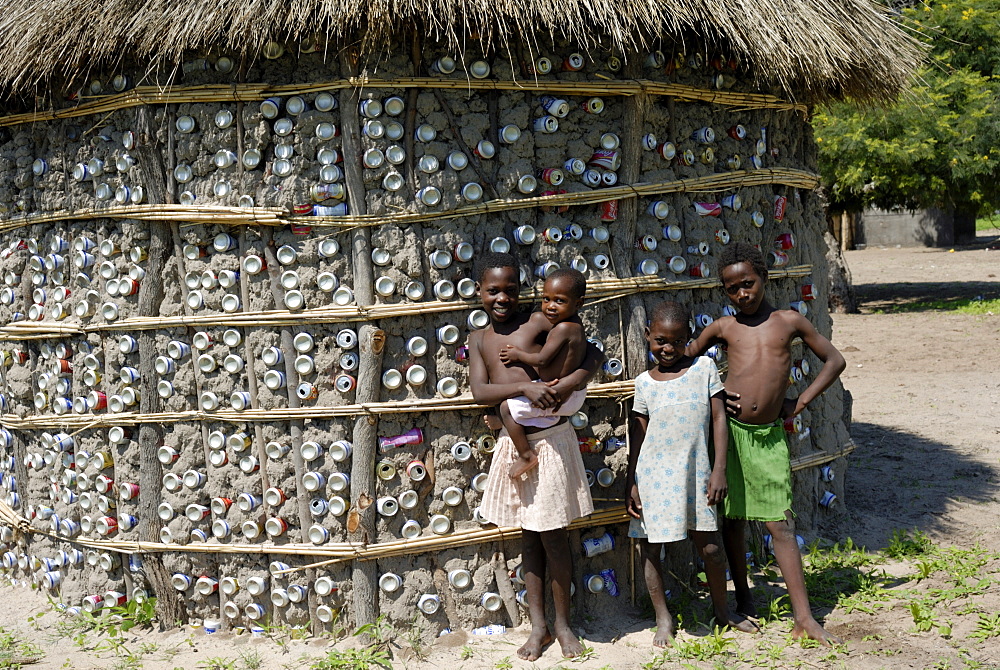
[628,356,723,543]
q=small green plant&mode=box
[493,657,513,670]
[459,644,474,660]
[969,613,1000,641]
[885,529,934,559]
[198,657,237,670]
[403,616,427,661]
[571,641,596,663]
[909,600,939,633]
[761,594,791,623]
[0,626,45,667]
[239,648,264,670]
[670,627,736,661]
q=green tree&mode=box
[814,0,1000,240]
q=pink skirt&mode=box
[480,421,594,532]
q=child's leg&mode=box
[637,539,674,647]
[766,513,841,645]
[540,528,584,658]
[690,530,758,634]
[501,400,538,479]
[721,515,757,617]
[517,530,552,661]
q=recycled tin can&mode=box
[599,199,618,222]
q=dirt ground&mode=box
[1,234,998,670]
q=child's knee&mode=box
[499,400,513,421]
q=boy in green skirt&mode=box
[688,242,846,645]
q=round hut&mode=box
[0,0,918,634]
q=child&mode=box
[625,301,757,647]
[470,252,601,660]
[687,242,846,645]
[497,268,589,479]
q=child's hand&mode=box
[626,482,643,518]
[498,344,522,364]
[707,469,728,506]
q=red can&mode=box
[290,224,313,235]
[120,483,139,500]
[801,284,817,301]
[578,437,602,454]
[773,195,787,221]
[14,350,29,364]
[599,199,619,222]
[292,204,314,215]
[119,278,139,296]
[56,358,72,374]
[538,168,562,185]
[689,262,710,278]
[774,232,795,250]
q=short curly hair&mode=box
[475,251,520,282]
[649,301,691,334]
[545,268,586,299]
[718,242,768,281]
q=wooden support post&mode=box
[340,47,383,631]
[609,60,650,379]
[131,104,187,628]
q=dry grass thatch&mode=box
[0,0,921,102]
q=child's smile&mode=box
[646,321,690,370]
[477,267,520,323]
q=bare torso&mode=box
[477,312,543,388]
[515,312,586,381]
[717,308,799,424]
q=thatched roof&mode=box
[0,0,921,102]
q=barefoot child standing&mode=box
[497,268,589,479]
[688,242,847,644]
[626,301,757,647]
[470,253,601,660]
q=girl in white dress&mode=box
[625,301,757,646]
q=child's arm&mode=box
[548,339,604,400]
[782,313,847,419]
[685,319,725,357]
[707,392,728,506]
[468,330,560,409]
[499,321,573,368]
[625,411,649,519]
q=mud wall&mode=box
[0,39,849,635]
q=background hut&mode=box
[0,0,919,635]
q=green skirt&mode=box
[722,417,793,522]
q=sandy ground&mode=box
[2,234,998,670]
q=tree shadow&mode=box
[855,280,999,312]
[839,421,998,552]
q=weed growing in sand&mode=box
[909,600,940,632]
[198,658,237,670]
[668,627,736,661]
[238,648,263,670]
[969,613,1000,641]
[403,615,428,661]
[459,644,474,660]
[0,627,45,667]
[492,657,513,670]
[570,641,596,662]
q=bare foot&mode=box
[792,618,841,646]
[652,614,675,648]
[508,451,538,479]
[555,625,584,658]
[718,611,759,634]
[517,626,553,661]
[735,590,758,619]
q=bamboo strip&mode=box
[0,266,813,341]
[0,79,807,129]
[0,168,819,234]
